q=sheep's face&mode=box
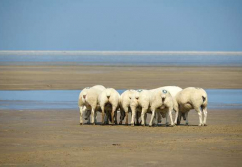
[130,92,139,108]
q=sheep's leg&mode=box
[174,109,179,125]
[91,108,96,125]
[79,106,83,125]
[136,112,140,125]
[158,112,162,123]
[177,112,181,125]
[154,111,158,126]
[149,110,156,127]
[119,108,124,125]
[87,110,91,124]
[165,112,169,126]
[111,107,115,125]
[169,109,174,126]
[195,107,203,126]
[94,111,97,124]
[144,113,147,125]
[202,107,208,126]
[104,112,108,125]
[141,108,148,126]
[123,107,129,125]
[114,107,118,125]
[185,112,189,126]
[131,107,136,126]
[101,106,105,125]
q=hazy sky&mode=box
[0,0,241,51]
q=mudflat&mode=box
[0,65,242,90]
[0,109,241,167]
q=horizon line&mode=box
[0,50,242,56]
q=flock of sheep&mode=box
[78,85,208,127]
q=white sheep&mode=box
[98,88,120,125]
[154,86,182,125]
[175,87,208,126]
[78,85,106,125]
[149,89,175,127]
[119,89,137,125]
[130,86,182,126]
[130,89,150,126]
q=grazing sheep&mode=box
[130,86,182,126]
[119,89,136,125]
[98,88,120,125]
[78,85,106,125]
[149,89,175,127]
[175,87,208,126]
[155,86,182,125]
[130,89,151,126]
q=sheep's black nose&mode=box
[107,95,110,99]
[84,118,88,120]
[83,95,86,99]
[162,97,165,102]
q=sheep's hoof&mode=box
[119,122,122,125]
[149,124,152,127]
[198,124,202,126]
[204,124,207,126]
[185,123,189,126]
[142,124,145,127]
[131,123,135,127]
[166,124,169,127]
[80,123,83,125]
[170,124,175,127]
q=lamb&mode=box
[175,87,208,126]
[98,88,120,125]
[119,89,137,125]
[78,85,106,125]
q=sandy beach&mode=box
[0,109,241,166]
[0,65,242,166]
[0,65,242,90]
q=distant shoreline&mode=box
[1,50,242,56]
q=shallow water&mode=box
[1,55,242,66]
[0,89,241,110]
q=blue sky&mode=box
[0,0,241,51]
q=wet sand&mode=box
[0,65,242,90]
[0,109,241,167]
